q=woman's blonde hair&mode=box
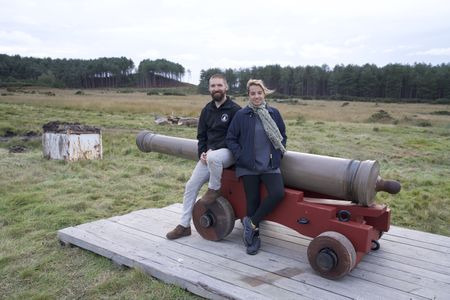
[246,79,275,95]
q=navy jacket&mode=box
[197,97,241,158]
[226,105,287,171]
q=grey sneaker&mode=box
[246,232,261,255]
[242,216,257,246]
[166,225,191,240]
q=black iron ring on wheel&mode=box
[192,196,235,241]
[307,231,357,279]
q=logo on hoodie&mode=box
[221,114,229,122]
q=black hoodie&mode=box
[197,96,241,158]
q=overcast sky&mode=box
[1,0,449,84]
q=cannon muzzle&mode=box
[137,130,198,160]
[136,131,401,206]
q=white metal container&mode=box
[42,122,102,161]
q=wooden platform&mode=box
[58,203,450,299]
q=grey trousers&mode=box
[180,148,234,227]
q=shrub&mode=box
[295,115,306,125]
[433,98,450,104]
[416,120,432,127]
[430,110,450,116]
[162,92,186,96]
[367,110,394,123]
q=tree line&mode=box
[0,54,185,89]
[199,63,450,102]
[137,58,185,88]
[2,53,449,102]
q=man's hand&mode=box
[200,152,208,164]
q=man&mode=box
[166,74,241,240]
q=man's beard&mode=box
[211,91,225,102]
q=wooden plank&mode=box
[159,204,450,273]
[58,225,273,300]
[104,215,345,299]
[69,220,325,300]
[367,242,450,273]
[119,209,433,299]
[380,234,450,254]
[161,204,450,288]
[257,225,450,285]
[155,204,450,295]
[57,204,450,300]
[142,206,449,282]
[250,228,450,299]
[152,205,450,275]
[388,226,450,248]
[259,226,450,272]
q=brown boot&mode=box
[202,188,221,204]
[166,225,191,240]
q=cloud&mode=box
[2,0,450,84]
[343,35,369,46]
[0,30,41,45]
[207,58,292,69]
[298,44,349,60]
[0,30,44,56]
[413,48,450,56]
[383,44,420,54]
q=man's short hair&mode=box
[209,74,228,88]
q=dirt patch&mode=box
[8,145,27,153]
[0,130,41,142]
[3,130,16,138]
[43,121,101,134]
[25,131,39,137]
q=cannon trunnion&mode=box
[137,131,400,279]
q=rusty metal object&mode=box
[192,196,235,241]
[307,231,357,279]
[136,131,401,206]
[43,121,102,161]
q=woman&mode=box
[226,79,287,255]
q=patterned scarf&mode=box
[248,101,286,154]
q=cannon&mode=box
[137,131,401,279]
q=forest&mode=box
[0,54,185,89]
[1,53,449,103]
[198,63,450,103]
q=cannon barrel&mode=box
[136,131,401,206]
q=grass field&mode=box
[1,87,449,299]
